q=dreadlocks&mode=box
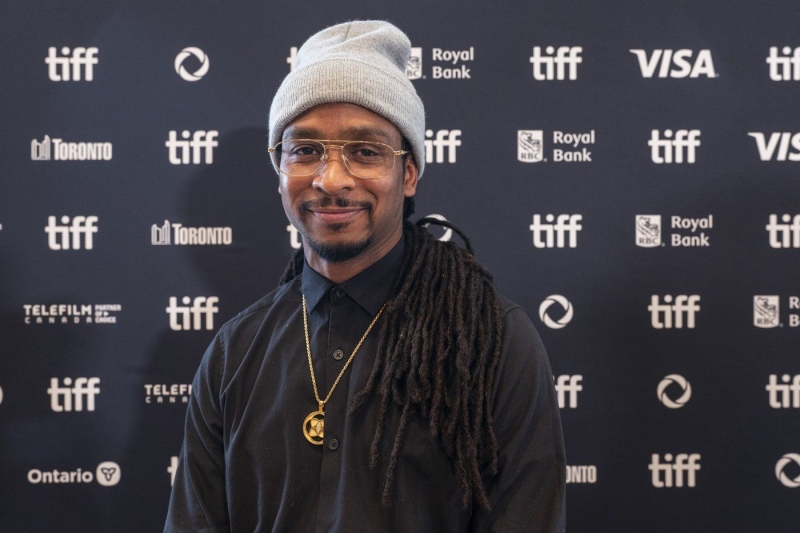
[280,217,504,510]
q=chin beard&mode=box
[305,234,374,262]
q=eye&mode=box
[346,142,386,164]
[286,142,323,158]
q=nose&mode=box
[313,145,356,194]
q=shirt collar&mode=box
[301,237,405,316]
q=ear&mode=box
[402,156,419,197]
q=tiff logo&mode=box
[554,375,583,408]
[766,214,800,248]
[649,295,701,329]
[530,46,582,80]
[766,375,800,408]
[48,377,100,412]
[166,296,219,331]
[649,129,701,164]
[649,453,701,488]
[45,216,98,250]
[766,47,800,81]
[748,132,800,161]
[166,130,219,165]
[45,47,98,81]
[629,49,716,78]
[530,214,582,248]
[424,129,461,163]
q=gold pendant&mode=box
[303,410,325,445]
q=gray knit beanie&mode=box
[269,20,426,177]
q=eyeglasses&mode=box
[268,139,409,180]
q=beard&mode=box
[297,196,375,262]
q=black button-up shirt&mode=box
[165,240,566,532]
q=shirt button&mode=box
[328,439,339,451]
[335,288,345,298]
[332,349,344,361]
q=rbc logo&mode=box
[166,130,219,164]
[174,47,209,82]
[424,129,461,163]
[657,374,692,408]
[45,47,98,81]
[529,46,582,80]
[166,296,219,331]
[629,49,717,78]
[45,216,98,250]
[754,296,780,328]
[635,215,662,247]
[406,47,423,79]
[649,453,701,488]
[649,295,701,329]
[48,377,101,412]
[518,130,543,162]
[530,214,582,248]
[649,129,701,164]
[766,47,800,81]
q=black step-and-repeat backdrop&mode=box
[2,1,799,531]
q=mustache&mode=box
[300,196,373,213]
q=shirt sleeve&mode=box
[469,305,567,533]
[164,334,231,533]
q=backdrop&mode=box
[2,1,799,531]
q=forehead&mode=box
[283,103,402,144]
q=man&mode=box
[165,20,565,532]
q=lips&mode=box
[310,207,366,224]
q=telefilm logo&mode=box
[649,129,701,164]
[518,130,595,163]
[649,295,701,329]
[166,130,219,164]
[530,214,582,248]
[45,46,98,81]
[145,384,192,404]
[749,132,800,161]
[767,375,800,409]
[767,47,800,81]
[530,46,582,80]
[48,377,100,412]
[766,214,800,248]
[45,216,98,250]
[554,375,582,408]
[404,46,475,79]
[566,465,597,484]
[776,454,800,487]
[28,461,120,487]
[649,453,701,488]
[424,129,461,163]
[175,47,209,82]
[152,220,232,246]
[23,303,121,325]
[629,49,717,78]
[635,215,713,247]
[657,374,692,409]
[31,135,112,161]
[539,295,573,329]
[166,296,219,331]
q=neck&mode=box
[304,231,402,284]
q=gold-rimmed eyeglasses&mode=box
[268,139,409,180]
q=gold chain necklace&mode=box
[301,294,386,445]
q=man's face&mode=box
[277,102,418,264]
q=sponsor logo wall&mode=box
[2,3,799,532]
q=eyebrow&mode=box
[283,126,395,144]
